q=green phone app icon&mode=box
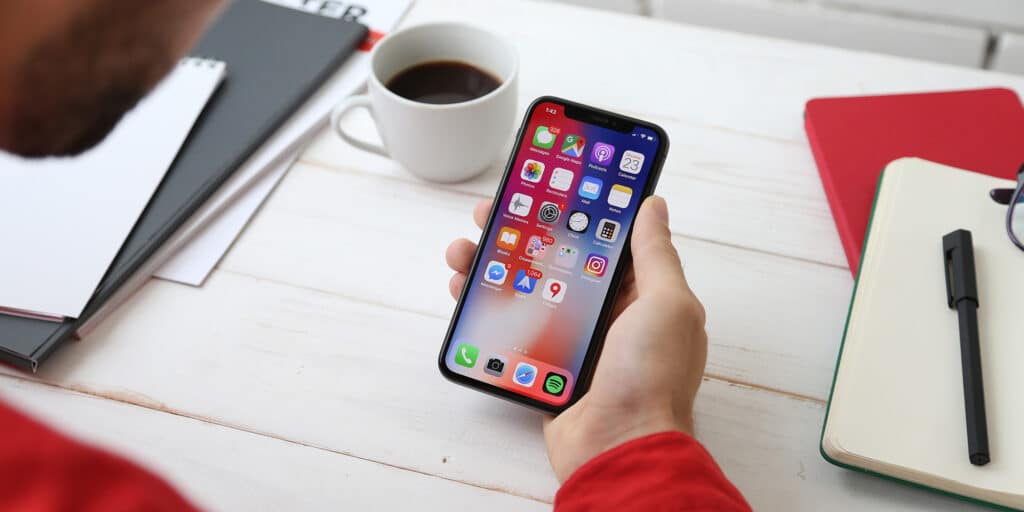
[543,372,566,396]
[533,126,556,149]
[455,343,479,368]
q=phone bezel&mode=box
[438,96,670,414]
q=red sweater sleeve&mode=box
[554,431,751,512]
[0,400,199,512]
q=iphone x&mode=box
[439,97,669,413]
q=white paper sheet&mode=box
[153,0,413,286]
[0,59,224,319]
[154,152,298,285]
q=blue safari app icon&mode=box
[484,260,507,285]
[513,269,537,294]
[514,362,538,387]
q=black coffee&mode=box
[385,61,501,105]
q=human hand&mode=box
[445,196,708,482]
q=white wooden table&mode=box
[3,1,1023,510]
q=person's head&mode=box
[0,0,223,158]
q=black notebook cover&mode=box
[0,0,367,371]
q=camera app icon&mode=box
[484,356,506,377]
[584,253,608,277]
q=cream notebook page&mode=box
[0,58,224,320]
[824,158,1024,505]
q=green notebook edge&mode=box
[817,162,1020,512]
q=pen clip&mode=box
[943,229,978,309]
[943,244,956,309]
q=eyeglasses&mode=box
[989,163,1024,252]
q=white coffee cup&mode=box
[330,22,519,183]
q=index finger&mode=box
[474,199,493,229]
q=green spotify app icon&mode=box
[543,372,566,396]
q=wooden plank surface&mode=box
[0,272,988,509]
[306,103,853,269]
[304,0,1024,267]
[0,265,979,509]
[4,0,1021,509]
[0,375,548,511]
[217,162,852,400]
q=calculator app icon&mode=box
[596,219,621,243]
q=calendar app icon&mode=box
[619,150,644,174]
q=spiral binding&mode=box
[179,56,226,70]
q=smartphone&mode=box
[438,96,669,413]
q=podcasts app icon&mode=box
[590,142,615,165]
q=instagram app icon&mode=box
[590,142,615,165]
[584,254,608,277]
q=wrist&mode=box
[545,400,694,482]
[593,409,693,454]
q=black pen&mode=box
[942,229,990,466]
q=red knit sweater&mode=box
[555,431,751,511]
[0,401,750,511]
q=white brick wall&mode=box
[992,31,1024,74]
[650,0,989,67]
[820,0,1024,32]
[539,0,1024,74]
[532,0,644,14]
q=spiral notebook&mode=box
[0,58,225,321]
[822,158,1024,510]
[0,0,368,371]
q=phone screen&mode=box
[443,100,664,407]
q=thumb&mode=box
[630,196,688,293]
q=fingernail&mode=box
[648,195,669,224]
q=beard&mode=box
[6,2,182,158]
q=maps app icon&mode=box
[561,134,586,158]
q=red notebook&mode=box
[804,88,1024,273]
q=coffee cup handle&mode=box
[330,95,389,157]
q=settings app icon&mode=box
[538,202,561,224]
